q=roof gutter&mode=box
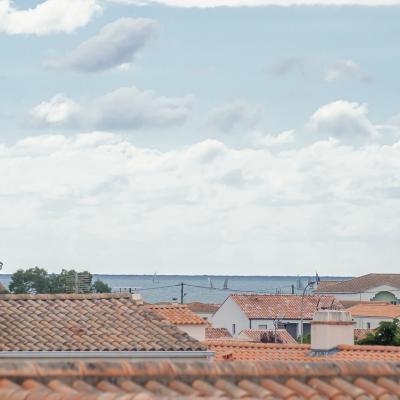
[0,351,215,360]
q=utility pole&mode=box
[180,282,184,304]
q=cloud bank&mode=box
[30,87,193,131]
[2,132,400,275]
[0,0,100,35]
[48,18,159,72]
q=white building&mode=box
[212,294,342,339]
[314,274,400,304]
[347,302,400,330]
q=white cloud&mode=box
[252,130,295,147]
[309,100,376,140]
[2,132,400,275]
[109,0,400,6]
[47,18,159,72]
[325,59,372,82]
[208,101,265,134]
[30,86,193,131]
[0,0,100,35]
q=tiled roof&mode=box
[348,302,400,318]
[230,294,342,319]
[2,359,400,399]
[186,301,220,314]
[205,339,400,362]
[239,329,298,344]
[205,327,232,339]
[314,280,345,291]
[315,273,400,293]
[355,328,375,341]
[0,293,205,352]
[147,304,209,325]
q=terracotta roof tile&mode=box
[0,293,205,352]
[146,304,209,325]
[230,293,342,319]
[205,327,232,339]
[186,302,220,314]
[205,339,400,362]
[355,328,375,341]
[1,359,400,399]
[348,302,400,318]
[239,328,298,344]
[315,273,400,293]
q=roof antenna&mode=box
[0,261,3,271]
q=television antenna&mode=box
[0,261,3,271]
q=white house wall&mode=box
[212,297,249,336]
[353,316,394,330]
[178,325,206,341]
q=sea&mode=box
[0,274,349,304]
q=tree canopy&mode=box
[357,319,400,346]
[8,267,112,294]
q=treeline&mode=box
[4,267,111,294]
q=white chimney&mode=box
[311,310,354,352]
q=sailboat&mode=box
[223,277,229,290]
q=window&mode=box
[366,322,371,329]
[258,324,268,329]
[232,324,236,335]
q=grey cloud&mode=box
[47,18,159,72]
[266,57,308,76]
[30,86,193,131]
[208,101,264,134]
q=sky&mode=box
[1,0,400,276]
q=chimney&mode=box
[310,310,354,353]
[131,293,144,305]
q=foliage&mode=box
[92,279,112,293]
[297,333,311,344]
[357,319,400,346]
[9,267,51,294]
[8,267,112,294]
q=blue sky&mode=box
[1,0,400,275]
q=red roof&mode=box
[315,273,400,293]
[348,302,400,318]
[206,327,232,339]
[230,294,342,319]
[0,293,205,352]
[205,340,400,362]
[1,359,400,399]
[147,304,209,325]
[187,302,220,314]
[239,329,298,344]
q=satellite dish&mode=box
[0,261,3,270]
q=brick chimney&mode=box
[310,310,354,353]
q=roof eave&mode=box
[0,351,215,359]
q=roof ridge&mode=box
[0,293,133,301]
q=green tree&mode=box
[92,279,112,293]
[9,267,112,294]
[9,267,51,294]
[357,319,400,346]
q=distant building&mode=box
[347,302,400,329]
[0,293,211,361]
[212,294,342,339]
[186,302,220,322]
[314,273,400,304]
[147,304,209,341]
[238,329,297,344]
